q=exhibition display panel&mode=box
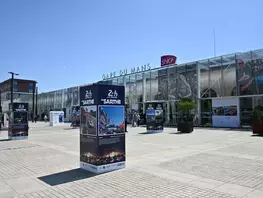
[49,111,64,126]
[79,83,125,174]
[212,98,240,128]
[8,103,29,140]
[145,102,164,133]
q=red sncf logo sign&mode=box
[161,55,177,66]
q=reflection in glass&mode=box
[199,60,210,98]
[237,51,254,96]
[185,63,197,99]
[209,57,222,97]
[150,71,158,101]
[168,67,177,100]
[222,55,236,96]
[252,49,263,94]
[128,74,137,104]
[145,72,151,101]
[136,73,143,103]
[157,68,168,100]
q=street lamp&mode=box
[8,72,19,111]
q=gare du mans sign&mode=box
[102,63,151,80]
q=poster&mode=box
[98,105,125,136]
[212,98,240,128]
[80,134,98,171]
[80,106,97,135]
[8,103,29,140]
[49,111,64,126]
[145,102,164,133]
[79,84,125,174]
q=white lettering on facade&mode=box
[102,63,151,80]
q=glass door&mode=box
[169,101,178,126]
[200,99,212,126]
[239,97,253,127]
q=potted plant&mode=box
[177,98,197,133]
[252,105,263,136]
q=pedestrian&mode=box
[44,115,48,123]
[137,113,140,127]
[125,112,128,132]
[34,115,37,123]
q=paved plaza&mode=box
[0,123,263,197]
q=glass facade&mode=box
[38,49,263,126]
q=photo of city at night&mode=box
[80,151,125,166]
[98,106,125,136]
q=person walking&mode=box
[125,112,128,132]
[137,113,140,127]
[34,115,37,123]
[44,115,48,123]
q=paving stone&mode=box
[158,153,263,190]
[243,190,263,198]
[0,123,263,197]
[5,176,46,194]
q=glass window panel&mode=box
[199,60,210,98]
[209,57,222,97]
[185,63,197,99]
[222,54,236,96]
[168,66,177,100]
[124,76,130,104]
[128,74,137,104]
[251,49,263,94]
[145,72,151,101]
[177,64,192,99]
[236,52,254,95]
[72,87,79,106]
[157,68,168,101]
[13,80,18,92]
[136,73,143,102]
[112,78,118,85]
[150,70,158,100]
[28,83,34,93]
[117,77,124,85]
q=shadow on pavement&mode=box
[38,168,96,186]
[138,132,162,135]
[250,134,263,137]
[169,132,191,135]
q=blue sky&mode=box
[100,106,124,125]
[0,0,262,92]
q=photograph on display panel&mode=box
[80,106,97,135]
[98,105,125,136]
[80,135,98,165]
[97,135,125,166]
[212,106,237,116]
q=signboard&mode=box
[79,84,126,174]
[8,102,29,140]
[145,102,164,133]
[161,55,177,67]
[49,111,64,126]
[102,63,151,80]
[212,98,240,128]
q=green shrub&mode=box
[177,98,197,122]
[252,106,263,123]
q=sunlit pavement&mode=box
[0,123,263,197]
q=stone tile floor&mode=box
[0,122,263,197]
